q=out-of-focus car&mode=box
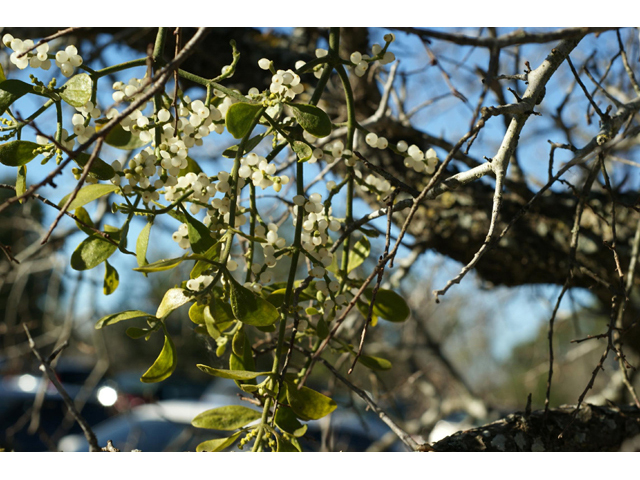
[0,373,116,451]
[59,380,407,452]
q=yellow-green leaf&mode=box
[133,255,185,273]
[196,365,270,380]
[70,230,120,271]
[225,102,262,139]
[141,333,177,383]
[275,406,307,437]
[156,288,191,318]
[184,211,215,254]
[363,288,410,323]
[0,79,34,115]
[192,405,261,430]
[103,260,119,295]
[95,309,153,329]
[0,140,39,167]
[72,152,115,181]
[347,236,370,273]
[59,183,119,211]
[74,206,95,236]
[16,165,26,203]
[196,432,242,452]
[136,221,152,272]
[229,276,279,327]
[292,141,312,162]
[285,382,337,421]
[189,303,206,325]
[357,355,392,371]
[60,73,92,107]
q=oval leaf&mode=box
[141,333,177,383]
[292,141,312,162]
[197,365,270,381]
[189,303,206,325]
[196,432,242,452]
[229,276,279,327]
[275,406,307,437]
[364,288,410,323]
[285,382,337,421]
[225,102,262,139]
[59,183,119,211]
[222,134,264,158]
[288,103,332,138]
[73,152,115,181]
[347,236,370,273]
[0,79,34,115]
[70,234,118,271]
[357,355,392,371]
[191,405,261,431]
[126,327,149,339]
[105,123,149,150]
[184,211,215,254]
[136,221,152,273]
[95,310,153,329]
[0,140,39,167]
[103,260,119,295]
[16,165,26,202]
[60,73,92,107]
[156,288,191,318]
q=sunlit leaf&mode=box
[0,140,39,167]
[141,333,177,383]
[285,382,337,421]
[225,102,263,139]
[156,288,191,318]
[133,255,185,273]
[60,73,92,107]
[184,211,215,254]
[196,432,242,452]
[197,365,270,380]
[103,260,119,295]
[70,228,120,271]
[189,303,206,325]
[347,236,370,273]
[59,183,119,211]
[95,310,153,329]
[288,103,332,138]
[191,405,261,430]
[190,242,220,279]
[74,206,95,236]
[222,133,264,158]
[16,165,26,203]
[292,141,312,162]
[229,276,279,327]
[276,435,301,452]
[136,221,152,272]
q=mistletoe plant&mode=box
[0,27,432,452]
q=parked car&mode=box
[58,380,406,452]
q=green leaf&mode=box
[285,382,337,421]
[133,255,185,273]
[225,102,262,139]
[363,288,410,323]
[0,63,5,83]
[196,432,242,452]
[103,260,119,295]
[229,276,279,327]
[292,141,312,162]
[316,317,329,339]
[156,288,191,318]
[191,405,261,430]
[60,73,92,107]
[136,221,152,272]
[70,229,120,271]
[276,434,301,452]
[267,286,316,308]
[59,184,119,211]
[104,123,149,150]
[275,406,307,437]
[95,310,153,329]
[347,236,370,273]
[141,333,177,383]
[184,211,215,254]
[357,355,392,371]
[190,242,221,279]
[72,152,115,181]
[222,133,264,158]
[74,207,95,236]
[209,296,235,326]
[197,365,270,380]
[178,156,202,176]
[203,306,221,339]
[229,327,256,385]
[0,79,34,115]
[189,303,206,325]
[288,103,332,138]
[16,165,26,203]
[125,327,149,339]
[0,140,40,167]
